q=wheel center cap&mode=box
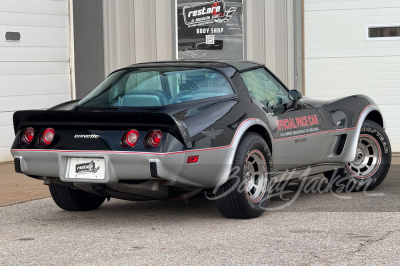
[245,171,252,180]
[353,148,364,165]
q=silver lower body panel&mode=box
[11,147,236,188]
[271,163,343,183]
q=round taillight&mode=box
[121,130,139,148]
[40,128,55,146]
[20,127,35,145]
[146,130,163,149]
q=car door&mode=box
[240,67,327,172]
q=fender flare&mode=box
[227,118,274,166]
[342,105,385,163]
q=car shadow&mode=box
[267,169,400,212]
[41,161,399,224]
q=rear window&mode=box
[78,67,234,107]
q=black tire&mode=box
[214,132,272,219]
[49,183,105,211]
[324,119,391,192]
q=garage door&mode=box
[304,0,400,152]
[0,0,71,162]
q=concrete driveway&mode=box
[0,162,49,207]
[0,158,399,265]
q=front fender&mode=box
[305,95,385,164]
[342,104,384,163]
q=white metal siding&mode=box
[304,0,400,152]
[0,0,71,162]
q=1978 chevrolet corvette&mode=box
[11,60,391,218]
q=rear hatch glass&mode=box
[78,67,234,107]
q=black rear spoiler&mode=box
[13,110,192,148]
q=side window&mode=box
[241,68,289,106]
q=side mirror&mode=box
[288,90,303,109]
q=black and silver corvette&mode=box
[11,60,391,218]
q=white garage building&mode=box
[0,0,399,163]
[0,0,72,162]
[304,0,400,152]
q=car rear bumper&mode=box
[11,147,235,188]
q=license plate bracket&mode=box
[67,157,106,180]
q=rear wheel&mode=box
[214,132,272,219]
[49,183,105,211]
[324,119,391,192]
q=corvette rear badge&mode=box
[74,134,100,139]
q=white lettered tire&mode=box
[324,119,391,192]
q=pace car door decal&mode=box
[271,109,326,141]
[275,115,320,139]
[268,107,327,171]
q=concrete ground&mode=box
[0,158,399,265]
[0,162,49,207]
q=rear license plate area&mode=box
[67,157,105,180]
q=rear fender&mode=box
[228,118,273,164]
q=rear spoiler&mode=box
[13,110,192,148]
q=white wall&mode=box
[304,0,400,152]
[0,0,72,162]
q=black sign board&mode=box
[177,0,243,60]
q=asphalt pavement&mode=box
[1,157,399,265]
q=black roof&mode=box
[128,60,264,72]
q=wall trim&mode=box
[172,0,178,59]
[68,0,76,100]
[301,0,305,95]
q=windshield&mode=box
[78,67,234,107]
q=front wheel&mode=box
[324,119,391,192]
[49,183,105,211]
[214,132,272,219]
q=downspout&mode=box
[293,0,298,91]
[302,0,305,96]
[68,0,76,100]
[172,0,178,60]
